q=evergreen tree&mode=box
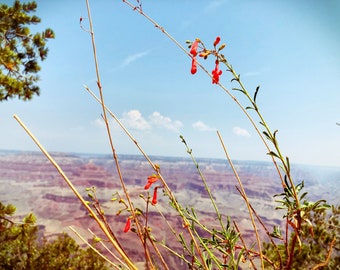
[263,205,340,269]
[0,0,55,101]
[0,202,108,270]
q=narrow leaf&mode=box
[300,191,308,199]
[232,87,246,94]
[254,85,260,103]
[285,157,290,173]
[262,131,272,140]
[273,129,278,138]
[267,151,280,158]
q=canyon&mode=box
[1,150,339,267]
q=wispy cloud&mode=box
[121,50,150,68]
[94,110,182,133]
[233,126,250,137]
[149,112,183,133]
[121,110,151,130]
[92,111,150,131]
[92,118,106,128]
[192,121,215,131]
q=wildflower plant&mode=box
[13,0,336,269]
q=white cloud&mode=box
[92,118,106,128]
[149,112,183,133]
[93,110,182,133]
[121,110,151,130]
[121,50,150,67]
[192,121,215,131]
[232,126,250,137]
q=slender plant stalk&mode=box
[13,114,137,270]
[224,61,296,194]
[85,84,207,268]
[83,1,153,265]
[121,0,285,188]
[311,236,336,270]
[217,131,264,270]
[180,135,224,230]
[83,3,207,264]
[87,228,129,269]
[154,204,213,267]
[233,221,257,269]
[68,226,120,269]
[235,186,283,269]
[143,228,171,270]
[84,85,158,171]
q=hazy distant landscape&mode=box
[1,149,339,265]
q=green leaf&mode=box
[23,212,36,224]
[230,76,240,83]
[236,248,245,267]
[273,129,278,138]
[232,87,245,94]
[93,236,102,242]
[267,151,280,158]
[299,192,308,201]
[191,207,198,219]
[5,204,16,215]
[254,85,260,103]
[263,131,272,141]
[286,156,290,172]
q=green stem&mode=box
[180,135,225,232]
[221,58,300,207]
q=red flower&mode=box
[123,218,131,233]
[212,60,222,84]
[191,57,197,74]
[151,187,158,205]
[213,36,221,47]
[190,39,199,57]
[144,174,159,190]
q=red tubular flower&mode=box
[144,174,159,190]
[213,36,221,47]
[144,181,153,190]
[123,218,131,233]
[212,60,222,84]
[190,39,199,57]
[151,187,158,205]
[191,57,197,74]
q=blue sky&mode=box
[1,0,339,167]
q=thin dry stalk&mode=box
[85,86,206,268]
[311,236,336,270]
[143,229,170,270]
[68,226,120,269]
[85,85,207,268]
[83,1,152,265]
[87,228,129,269]
[233,221,257,269]
[235,186,283,269]
[84,85,157,171]
[217,130,264,270]
[13,114,137,270]
[122,0,284,188]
